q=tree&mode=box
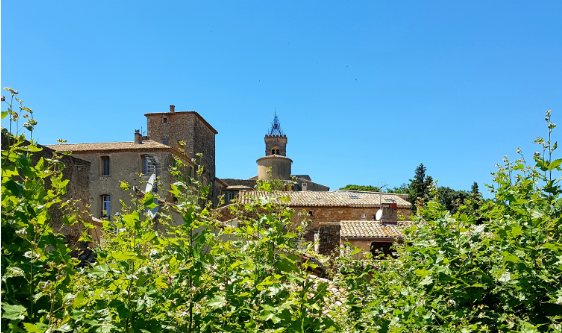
[408,163,431,213]
[338,184,380,192]
[471,181,480,196]
[386,183,409,194]
[436,186,469,214]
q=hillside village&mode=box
[44,105,413,258]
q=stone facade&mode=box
[317,222,341,255]
[47,138,174,220]
[264,134,287,156]
[2,133,91,245]
[291,206,412,234]
[294,178,330,192]
[257,155,293,180]
[145,106,217,183]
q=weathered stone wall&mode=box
[296,178,330,192]
[257,156,292,180]
[264,135,287,156]
[72,151,173,219]
[221,178,258,189]
[317,222,341,256]
[216,204,412,232]
[146,112,216,181]
[146,111,217,203]
[291,206,412,232]
[1,135,91,245]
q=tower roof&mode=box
[267,113,284,136]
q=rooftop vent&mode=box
[350,195,360,199]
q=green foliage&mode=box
[407,163,434,214]
[332,110,562,332]
[386,183,409,194]
[338,184,381,192]
[3,89,561,332]
[2,89,84,332]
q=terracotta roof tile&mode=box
[237,191,412,208]
[45,140,171,154]
[340,220,413,239]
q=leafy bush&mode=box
[2,89,561,332]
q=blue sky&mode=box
[2,1,561,195]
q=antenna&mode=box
[375,183,387,221]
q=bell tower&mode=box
[257,113,292,180]
[264,113,287,156]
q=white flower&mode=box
[498,271,511,283]
[15,228,27,238]
[24,251,39,259]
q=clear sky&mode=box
[2,1,561,196]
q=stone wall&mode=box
[296,178,330,192]
[72,150,173,219]
[264,135,287,156]
[257,156,292,180]
[221,178,258,189]
[291,206,413,232]
[2,134,91,245]
[145,111,216,183]
[317,222,341,255]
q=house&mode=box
[216,190,413,245]
[318,220,413,259]
[46,105,219,220]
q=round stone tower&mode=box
[257,114,292,180]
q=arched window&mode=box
[276,149,280,154]
[272,149,275,155]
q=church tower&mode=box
[257,114,292,180]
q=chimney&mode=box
[134,129,142,144]
[170,105,175,113]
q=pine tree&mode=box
[408,163,430,214]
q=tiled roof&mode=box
[236,191,412,208]
[45,140,171,154]
[334,190,409,200]
[340,220,413,239]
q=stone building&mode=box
[46,134,175,220]
[216,190,412,237]
[318,220,412,259]
[46,105,220,220]
[221,114,329,201]
[2,131,91,245]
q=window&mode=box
[101,195,111,218]
[162,139,169,145]
[163,117,168,123]
[276,149,280,154]
[370,242,396,258]
[272,149,275,155]
[101,156,110,176]
[225,191,238,203]
[142,155,158,175]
